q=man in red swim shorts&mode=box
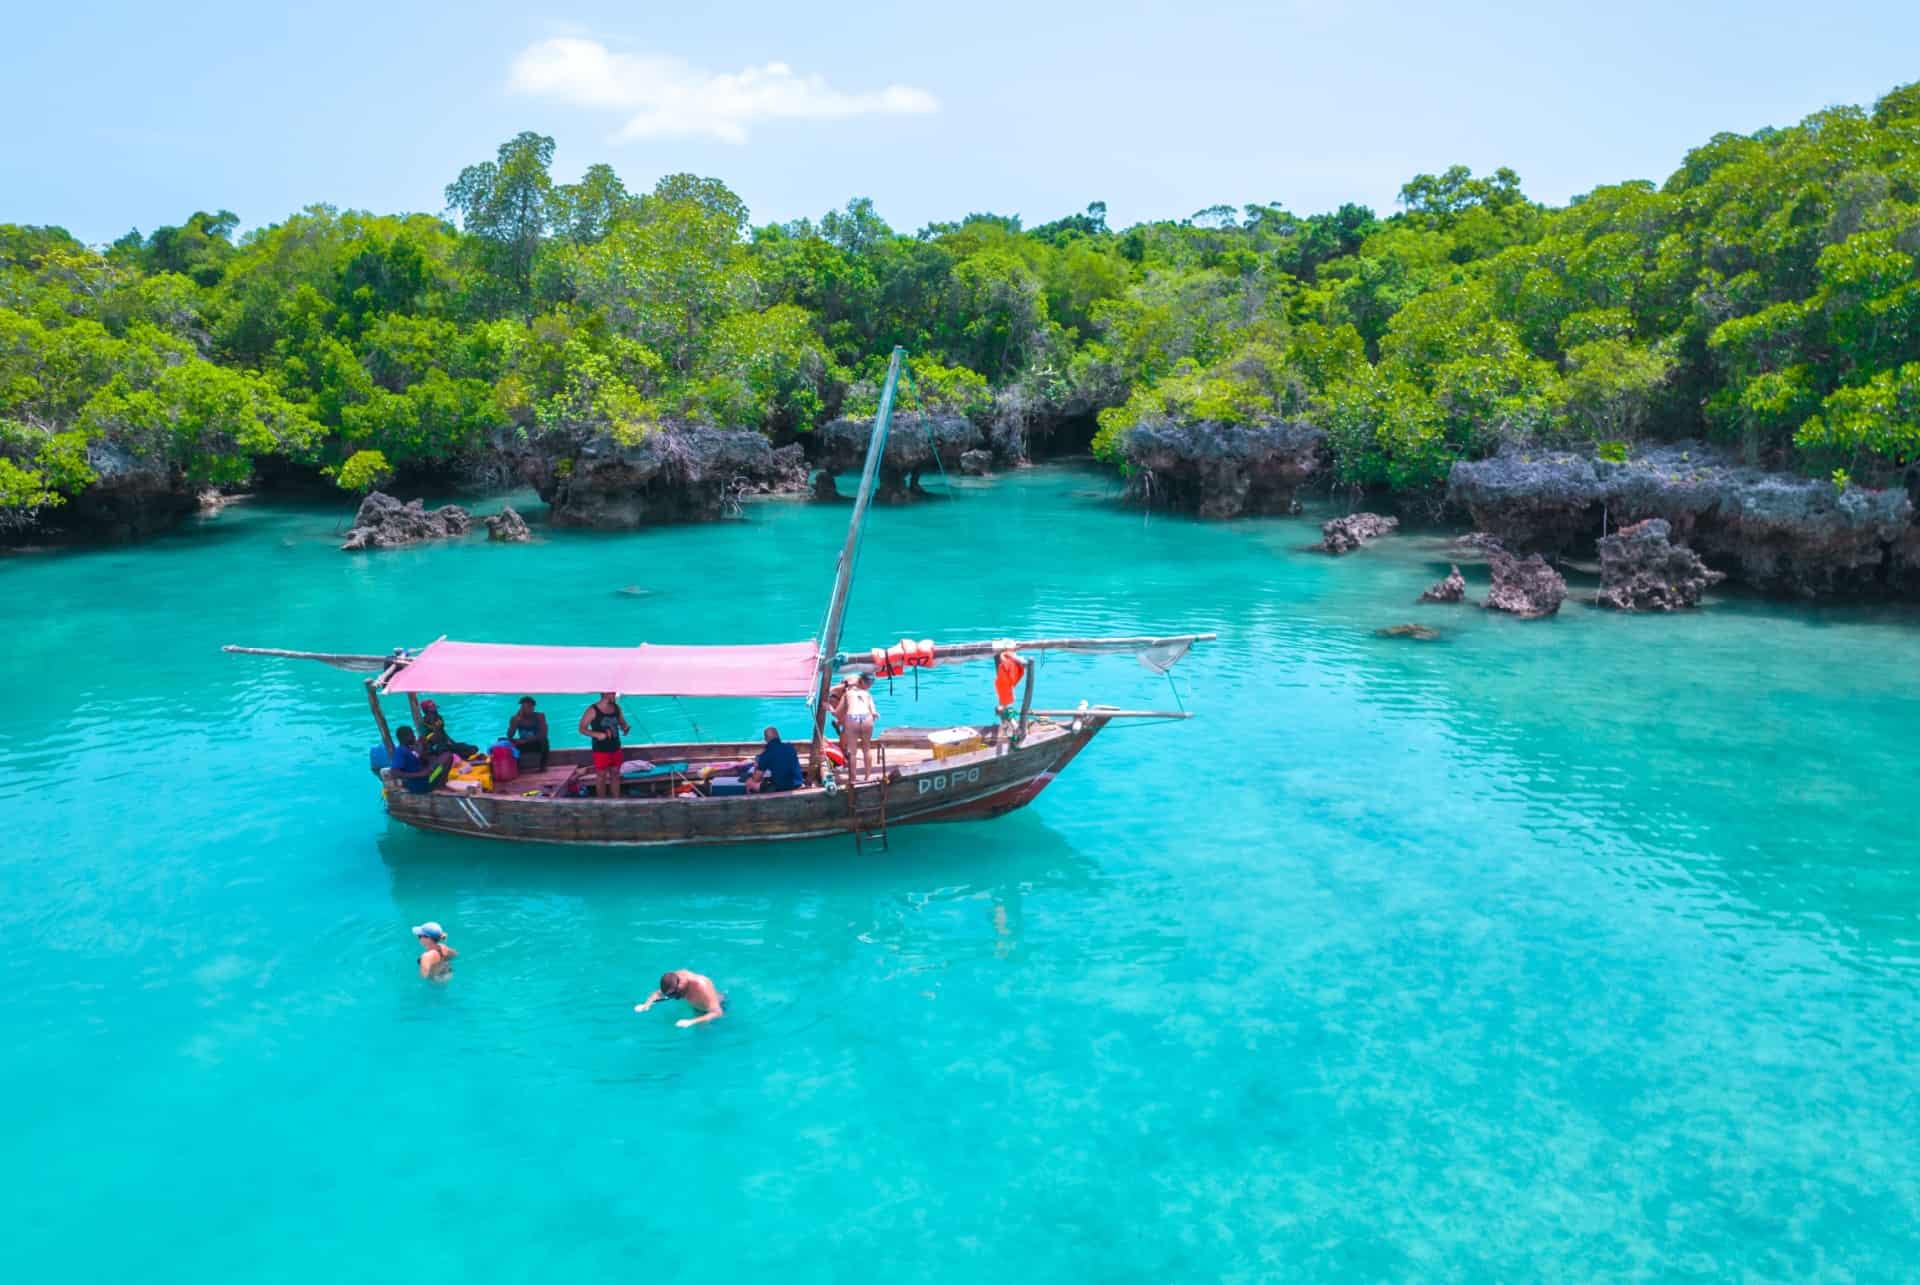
[579,691,629,798]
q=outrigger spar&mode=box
[225,345,1214,848]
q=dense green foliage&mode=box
[4,82,1919,527]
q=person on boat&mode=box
[635,969,725,1027]
[994,645,1027,731]
[579,692,630,798]
[388,726,451,793]
[413,921,457,982]
[505,696,549,767]
[841,673,878,781]
[419,699,478,759]
[745,726,804,794]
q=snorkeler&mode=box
[635,969,725,1027]
[413,921,457,982]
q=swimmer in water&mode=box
[635,969,724,1027]
[413,922,457,982]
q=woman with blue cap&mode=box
[412,922,457,982]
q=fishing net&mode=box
[1135,639,1192,675]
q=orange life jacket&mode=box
[995,650,1027,707]
[872,638,935,678]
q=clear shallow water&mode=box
[4,466,1918,1282]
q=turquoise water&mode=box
[5,465,1919,1282]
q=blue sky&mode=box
[5,1,1918,244]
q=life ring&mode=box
[822,744,847,768]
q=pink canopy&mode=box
[383,640,819,698]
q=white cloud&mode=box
[508,37,939,145]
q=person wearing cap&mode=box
[504,696,549,769]
[635,969,725,1027]
[578,692,629,799]
[419,700,478,759]
[388,726,453,794]
[413,922,457,981]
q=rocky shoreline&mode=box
[15,421,1920,606]
[515,424,809,528]
[1448,443,1919,600]
[811,413,991,502]
[1117,419,1329,519]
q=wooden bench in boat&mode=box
[461,725,1014,800]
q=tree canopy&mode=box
[5,79,1919,528]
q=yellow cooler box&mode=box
[928,726,985,760]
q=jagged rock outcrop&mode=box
[810,469,841,502]
[1320,512,1399,554]
[1451,531,1506,555]
[959,449,993,476]
[1419,565,1468,603]
[340,492,471,551]
[1119,420,1329,519]
[16,442,199,541]
[518,426,809,529]
[1485,548,1567,617]
[483,505,531,543]
[1593,518,1724,610]
[1448,444,1918,598]
[815,414,983,502]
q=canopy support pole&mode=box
[810,345,904,783]
[366,675,395,755]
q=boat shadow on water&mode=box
[372,809,1118,1079]
[374,805,1104,906]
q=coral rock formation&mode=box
[1320,512,1400,555]
[339,492,472,551]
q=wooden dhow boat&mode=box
[228,349,1211,849]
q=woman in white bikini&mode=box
[840,673,878,781]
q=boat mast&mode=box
[809,345,905,780]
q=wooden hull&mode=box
[383,716,1108,847]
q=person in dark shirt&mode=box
[388,726,448,794]
[579,692,629,798]
[418,699,478,758]
[505,696,549,767]
[745,726,804,793]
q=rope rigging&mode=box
[897,358,954,497]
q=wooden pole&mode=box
[407,693,424,731]
[835,632,1216,670]
[223,644,396,671]
[365,676,395,754]
[1025,709,1194,719]
[1015,654,1037,742]
[809,345,905,783]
